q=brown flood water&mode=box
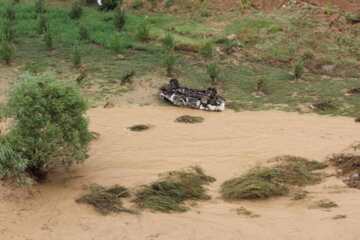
[1,106,360,240]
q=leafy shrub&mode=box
[114,5,126,31]
[206,62,220,82]
[164,0,174,8]
[163,53,176,76]
[136,20,150,42]
[35,0,45,14]
[162,33,175,52]
[71,41,82,67]
[200,40,213,60]
[0,73,91,182]
[69,1,82,20]
[175,115,204,123]
[241,0,252,9]
[44,30,53,50]
[294,60,304,80]
[79,25,89,41]
[38,13,48,34]
[2,20,15,42]
[0,40,15,65]
[101,0,122,11]
[110,33,122,53]
[3,4,16,23]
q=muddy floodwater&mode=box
[1,106,360,240]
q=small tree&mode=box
[71,41,82,67]
[114,4,126,31]
[2,20,15,42]
[38,13,48,34]
[0,40,15,65]
[163,53,176,76]
[0,73,91,182]
[162,33,175,52]
[200,40,213,60]
[35,0,45,14]
[44,30,53,50]
[79,25,89,41]
[110,33,122,53]
[206,62,220,82]
[136,19,150,42]
[100,0,122,11]
[294,60,304,80]
[69,1,82,20]
[3,4,16,23]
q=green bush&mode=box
[136,20,150,42]
[110,33,122,53]
[0,40,15,65]
[101,0,122,11]
[44,30,53,50]
[69,1,82,20]
[200,40,213,60]
[162,33,175,52]
[38,13,48,34]
[0,73,91,183]
[294,60,304,80]
[3,4,16,23]
[164,53,176,76]
[114,5,126,31]
[79,25,89,41]
[165,0,174,8]
[35,0,45,14]
[2,20,15,42]
[268,25,281,33]
[71,41,82,67]
[206,62,220,82]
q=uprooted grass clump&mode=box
[310,100,335,111]
[328,153,360,189]
[134,166,215,213]
[221,156,326,201]
[175,115,204,123]
[310,199,338,209]
[76,184,135,215]
[128,124,151,131]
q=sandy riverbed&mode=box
[1,106,360,240]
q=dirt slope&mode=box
[1,106,360,240]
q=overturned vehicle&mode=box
[160,79,226,111]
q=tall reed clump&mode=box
[206,61,221,83]
[43,29,53,50]
[114,4,126,31]
[71,41,82,67]
[136,19,150,42]
[221,156,326,200]
[162,33,176,76]
[38,13,48,34]
[294,60,304,80]
[200,40,213,60]
[110,33,122,53]
[35,0,45,14]
[1,4,16,64]
[134,166,215,212]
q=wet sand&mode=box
[1,106,360,240]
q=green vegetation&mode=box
[114,4,126,31]
[221,156,326,200]
[175,115,204,123]
[136,19,150,41]
[206,62,221,82]
[0,40,15,65]
[69,1,82,20]
[200,40,213,60]
[0,73,91,183]
[0,2,358,115]
[311,199,338,209]
[134,166,215,212]
[100,0,120,11]
[35,0,45,13]
[128,124,151,131]
[76,183,134,215]
[235,207,260,218]
[71,41,82,67]
[44,30,53,50]
[294,60,304,80]
[162,33,175,52]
